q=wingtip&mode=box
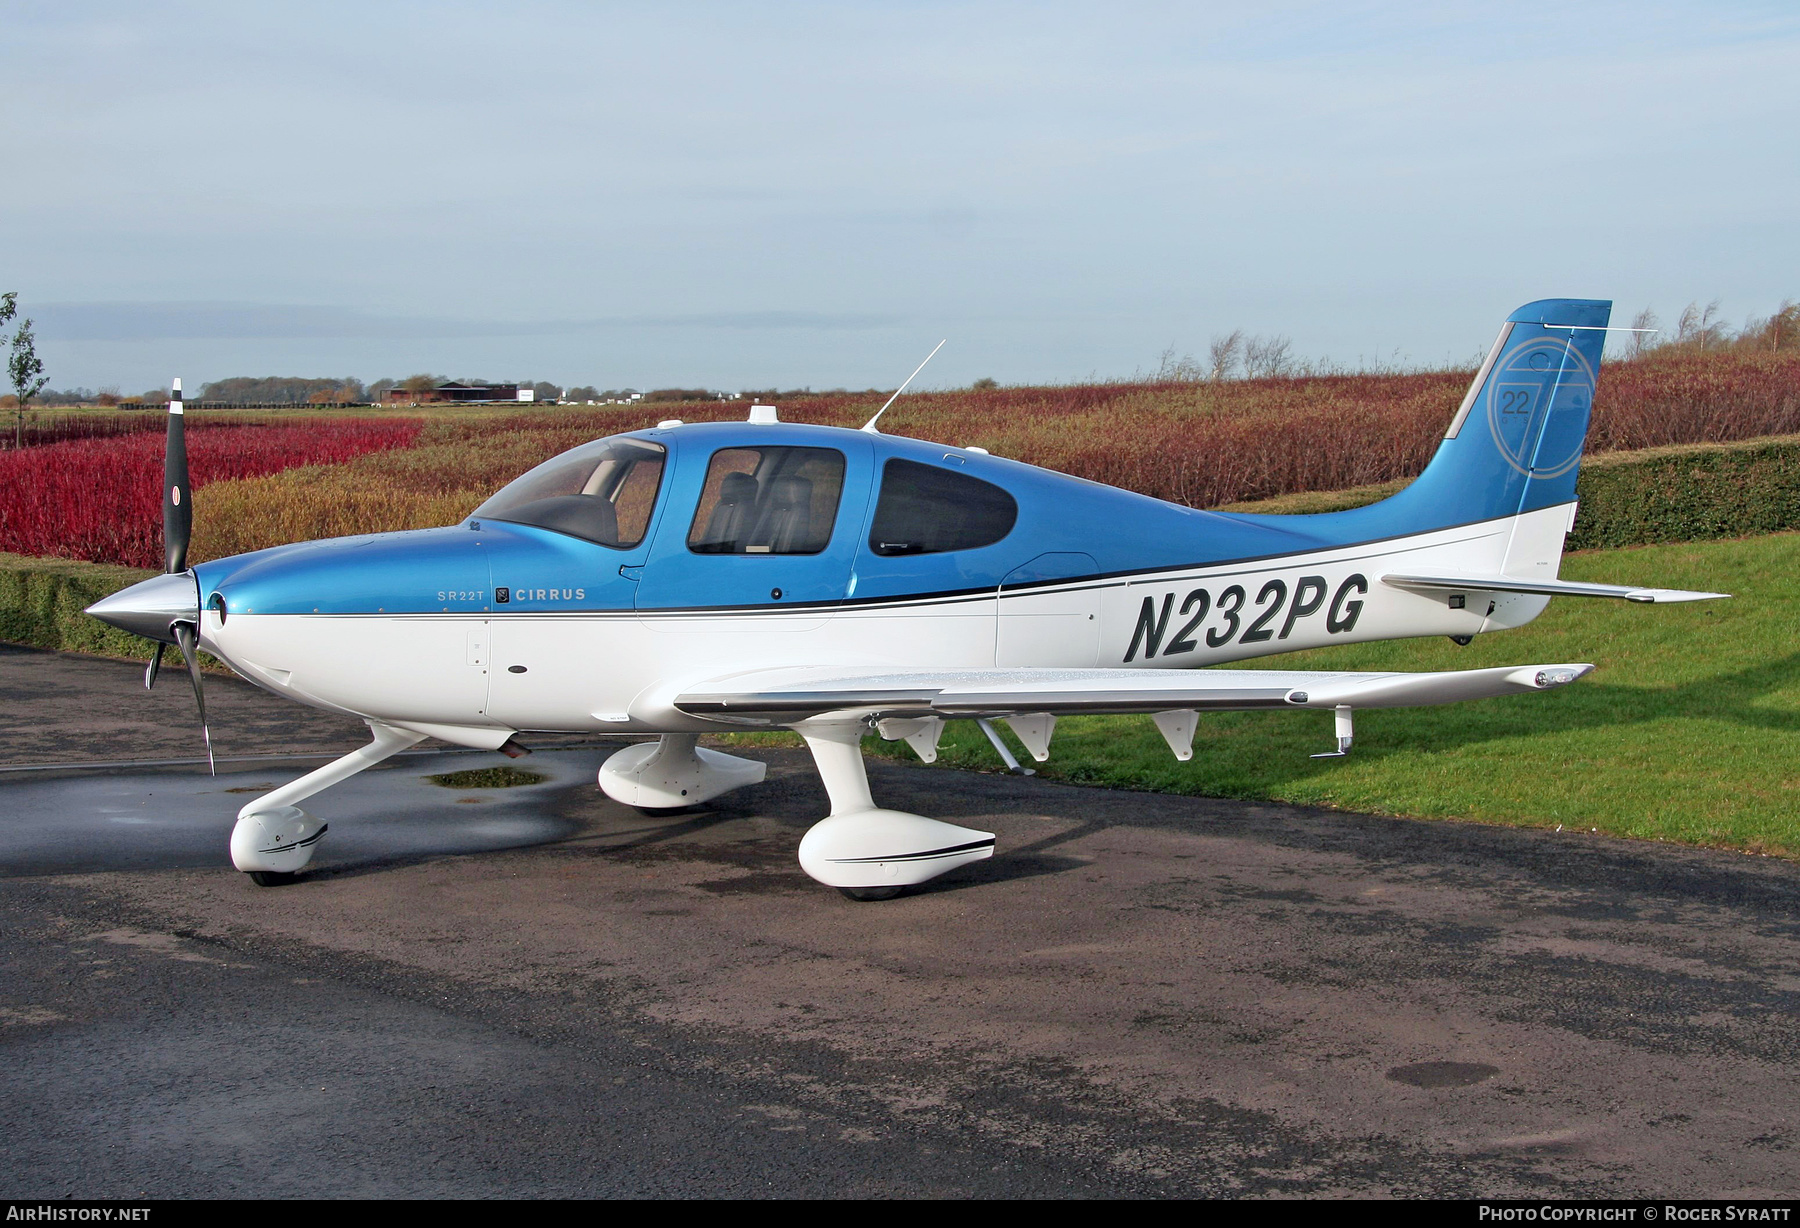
[1628,589,1733,603]
[1505,664,1594,689]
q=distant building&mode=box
[383,382,521,404]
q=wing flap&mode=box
[1381,572,1729,603]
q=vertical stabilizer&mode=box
[1392,298,1611,528]
[1226,299,1614,595]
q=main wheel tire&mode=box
[634,804,697,817]
[838,885,905,902]
[248,870,298,887]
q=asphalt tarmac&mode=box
[3,643,1799,1198]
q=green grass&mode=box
[426,766,548,789]
[868,533,1800,857]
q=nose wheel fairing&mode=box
[230,807,328,876]
[230,722,427,878]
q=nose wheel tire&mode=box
[839,885,906,902]
[248,870,298,887]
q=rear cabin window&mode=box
[868,459,1017,556]
[473,437,665,549]
[687,446,846,556]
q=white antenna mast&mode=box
[861,339,946,434]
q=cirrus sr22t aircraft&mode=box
[90,298,1726,899]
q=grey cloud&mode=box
[623,311,902,331]
[34,303,903,343]
[33,303,529,342]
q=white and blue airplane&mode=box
[89,299,1726,898]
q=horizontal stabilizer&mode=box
[673,662,1595,723]
[1381,572,1730,604]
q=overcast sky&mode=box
[7,1,1798,393]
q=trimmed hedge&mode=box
[1565,435,1800,549]
[7,433,1800,657]
[0,552,157,657]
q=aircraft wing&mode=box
[1381,572,1729,603]
[672,662,1595,724]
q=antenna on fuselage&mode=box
[860,339,946,434]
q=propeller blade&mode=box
[164,378,191,574]
[172,621,214,776]
[144,641,165,690]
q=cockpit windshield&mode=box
[473,436,666,549]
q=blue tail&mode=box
[1268,298,1612,546]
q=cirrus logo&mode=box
[501,585,586,602]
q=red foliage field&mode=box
[0,413,167,449]
[570,350,1800,508]
[0,411,292,450]
[0,419,422,568]
[4,348,1794,569]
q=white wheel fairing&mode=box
[797,811,995,890]
[230,806,326,874]
[597,735,767,808]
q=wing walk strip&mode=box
[679,686,1297,718]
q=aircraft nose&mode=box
[86,572,200,644]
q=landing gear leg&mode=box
[230,722,427,883]
[795,722,995,900]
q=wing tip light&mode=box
[1509,664,1594,689]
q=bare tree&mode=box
[1154,345,1204,382]
[1675,299,1728,350]
[1744,300,1799,352]
[1243,334,1294,379]
[1627,307,1659,358]
[1775,301,1800,351]
[8,311,48,448]
[1207,330,1244,381]
[0,293,13,446]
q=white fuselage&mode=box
[199,504,1572,747]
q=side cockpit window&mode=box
[473,437,665,549]
[688,446,846,555]
[869,459,1017,556]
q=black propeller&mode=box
[145,380,188,691]
[143,378,212,773]
[172,621,214,774]
[164,377,190,573]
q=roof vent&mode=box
[748,404,780,424]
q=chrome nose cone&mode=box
[86,572,200,644]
